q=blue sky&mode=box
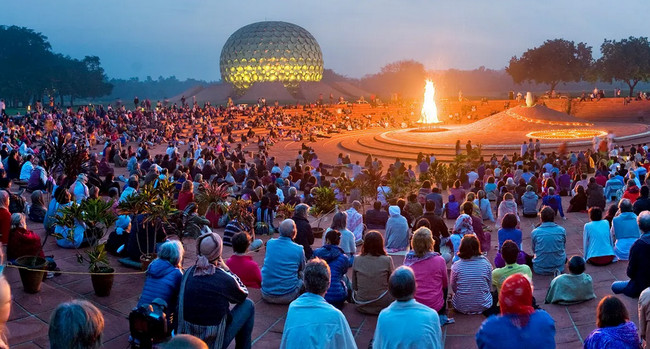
[1,0,647,80]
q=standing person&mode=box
[280,259,357,349]
[612,211,650,298]
[49,300,105,349]
[372,266,443,349]
[450,235,493,315]
[475,274,556,349]
[291,204,314,259]
[352,231,394,315]
[531,206,567,275]
[584,296,642,349]
[261,219,306,304]
[177,233,254,349]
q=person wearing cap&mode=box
[261,219,306,304]
[177,233,254,349]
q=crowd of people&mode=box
[3,98,650,348]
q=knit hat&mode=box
[194,232,222,276]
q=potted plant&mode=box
[309,186,338,238]
[225,199,256,230]
[55,198,117,296]
[14,255,48,293]
[275,203,296,220]
[118,180,178,270]
[195,182,229,227]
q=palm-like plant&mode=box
[195,182,229,216]
[226,199,255,229]
[53,198,117,272]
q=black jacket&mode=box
[624,234,650,297]
[634,197,650,215]
[292,214,314,259]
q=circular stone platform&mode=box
[335,104,650,162]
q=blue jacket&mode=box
[138,259,183,312]
[313,244,352,305]
[476,311,556,349]
[261,236,306,296]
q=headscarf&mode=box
[194,232,223,276]
[453,214,474,236]
[499,273,535,328]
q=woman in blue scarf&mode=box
[584,295,642,349]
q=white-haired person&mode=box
[281,258,357,349]
[261,219,306,304]
[177,233,254,349]
[49,300,105,349]
[137,240,185,323]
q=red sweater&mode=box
[226,254,262,289]
[0,208,10,245]
[177,191,194,211]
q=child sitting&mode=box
[225,232,262,288]
[545,256,596,305]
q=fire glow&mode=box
[418,80,440,124]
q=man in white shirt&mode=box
[280,259,357,349]
[373,266,443,349]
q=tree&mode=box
[506,39,593,92]
[595,36,650,97]
[360,60,426,99]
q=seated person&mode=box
[364,201,388,229]
[494,213,529,267]
[261,219,306,304]
[545,256,596,305]
[137,241,184,322]
[27,190,47,223]
[352,232,394,315]
[385,205,409,253]
[612,199,640,261]
[531,206,566,275]
[450,235,493,315]
[280,258,356,348]
[476,274,556,349]
[521,185,539,218]
[583,207,615,266]
[7,213,45,261]
[612,211,650,298]
[176,233,254,349]
[105,215,131,256]
[492,240,532,295]
[313,230,352,309]
[584,296,642,349]
[541,187,565,219]
[568,185,588,213]
[372,266,443,349]
[403,227,450,324]
[226,232,262,289]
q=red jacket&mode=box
[177,191,194,211]
[226,254,262,289]
[7,227,45,260]
[0,208,10,245]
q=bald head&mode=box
[279,219,297,239]
[389,266,416,302]
[160,334,208,349]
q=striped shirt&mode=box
[450,256,493,314]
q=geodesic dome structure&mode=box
[220,21,324,90]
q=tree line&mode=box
[0,25,112,108]
[507,37,650,97]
